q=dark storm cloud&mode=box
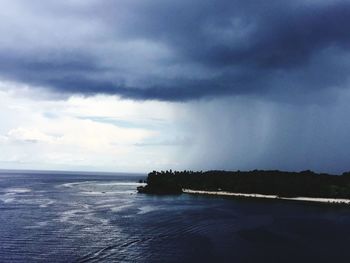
[118,0,350,67]
[1,0,350,101]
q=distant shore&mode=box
[138,170,350,203]
[183,189,350,204]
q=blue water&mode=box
[0,171,350,263]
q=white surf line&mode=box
[183,189,350,204]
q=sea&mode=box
[0,170,350,263]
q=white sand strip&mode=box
[183,189,350,204]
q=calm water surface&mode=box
[0,171,350,263]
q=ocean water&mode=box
[0,171,350,263]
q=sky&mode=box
[1,0,350,174]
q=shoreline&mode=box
[183,189,350,204]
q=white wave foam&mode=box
[39,200,55,208]
[0,189,29,204]
[137,205,158,215]
[59,209,88,225]
[58,182,83,188]
[5,187,32,193]
[81,190,136,196]
[59,181,144,189]
[97,182,146,186]
[25,221,49,229]
[111,204,133,212]
[0,197,15,203]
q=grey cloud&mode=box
[0,0,350,101]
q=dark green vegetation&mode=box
[137,172,182,195]
[137,170,350,198]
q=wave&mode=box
[4,187,32,193]
[59,181,144,188]
[137,205,159,215]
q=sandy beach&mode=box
[183,189,350,204]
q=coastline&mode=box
[183,189,350,204]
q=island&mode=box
[137,170,350,204]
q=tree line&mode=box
[138,169,350,198]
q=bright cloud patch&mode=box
[0,81,187,171]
